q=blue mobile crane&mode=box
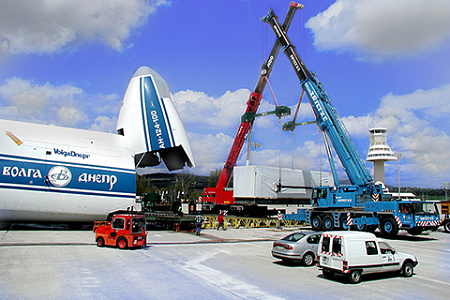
[262,7,440,238]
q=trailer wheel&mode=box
[380,217,399,238]
[117,237,128,249]
[348,270,362,284]
[443,220,450,233]
[311,215,322,231]
[96,237,105,247]
[322,215,334,231]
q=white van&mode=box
[317,231,418,283]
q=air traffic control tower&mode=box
[366,128,397,184]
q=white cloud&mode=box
[57,106,88,126]
[90,115,118,132]
[341,83,450,187]
[173,88,288,133]
[306,0,450,61]
[0,77,120,130]
[172,88,299,175]
[188,131,233,175]
[0,0,170,54]
[0,77,81,121]
[172,89,249,129]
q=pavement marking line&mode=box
[182,250,284,300]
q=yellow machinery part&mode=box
[202,215,301,229]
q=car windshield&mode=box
[281,233,305,242]
[131,217,146,233]
[378,241,395,254]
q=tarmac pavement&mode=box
[0,226,448,299]
[0,226,293,246]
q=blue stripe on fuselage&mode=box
[0,183,135,198]
[0,155,135,196]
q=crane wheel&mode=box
[311,215,322,231]
[380,217,399,238]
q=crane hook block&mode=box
[275,105,291,118]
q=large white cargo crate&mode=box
[233,166,332,200]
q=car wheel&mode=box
[302,252,315,267]
[96,237,105,247]
[348,270,362,284]
[323,215,334,231]
[117,237,128,249]
[380,217,399,238]
[311,215,322,231]
[402,261,414,277]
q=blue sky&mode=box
[0,0,450,188]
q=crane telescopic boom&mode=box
[203,2,304,205]
[262,10,373,187]
[262,6,440,239]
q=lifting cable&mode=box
[264,77,279,107]
[264,76,283,190]
[290,90,305,168]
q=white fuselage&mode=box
[0,119,136,222]
[0,66,194,223]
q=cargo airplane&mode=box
[0,66,194,225]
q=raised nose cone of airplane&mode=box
[117,66,195,171]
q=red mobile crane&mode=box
[201,2,304,207]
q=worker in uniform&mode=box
[277,211,283,230]
[217,211,226,231]
[195,211,204,235]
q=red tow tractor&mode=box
[94,213,147,249]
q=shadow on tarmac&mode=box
[373,231,438,242]
[272,260,316,268]
[5,222,93,231]
[317,270,415,284]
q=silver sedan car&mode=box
[271,231,322,266]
